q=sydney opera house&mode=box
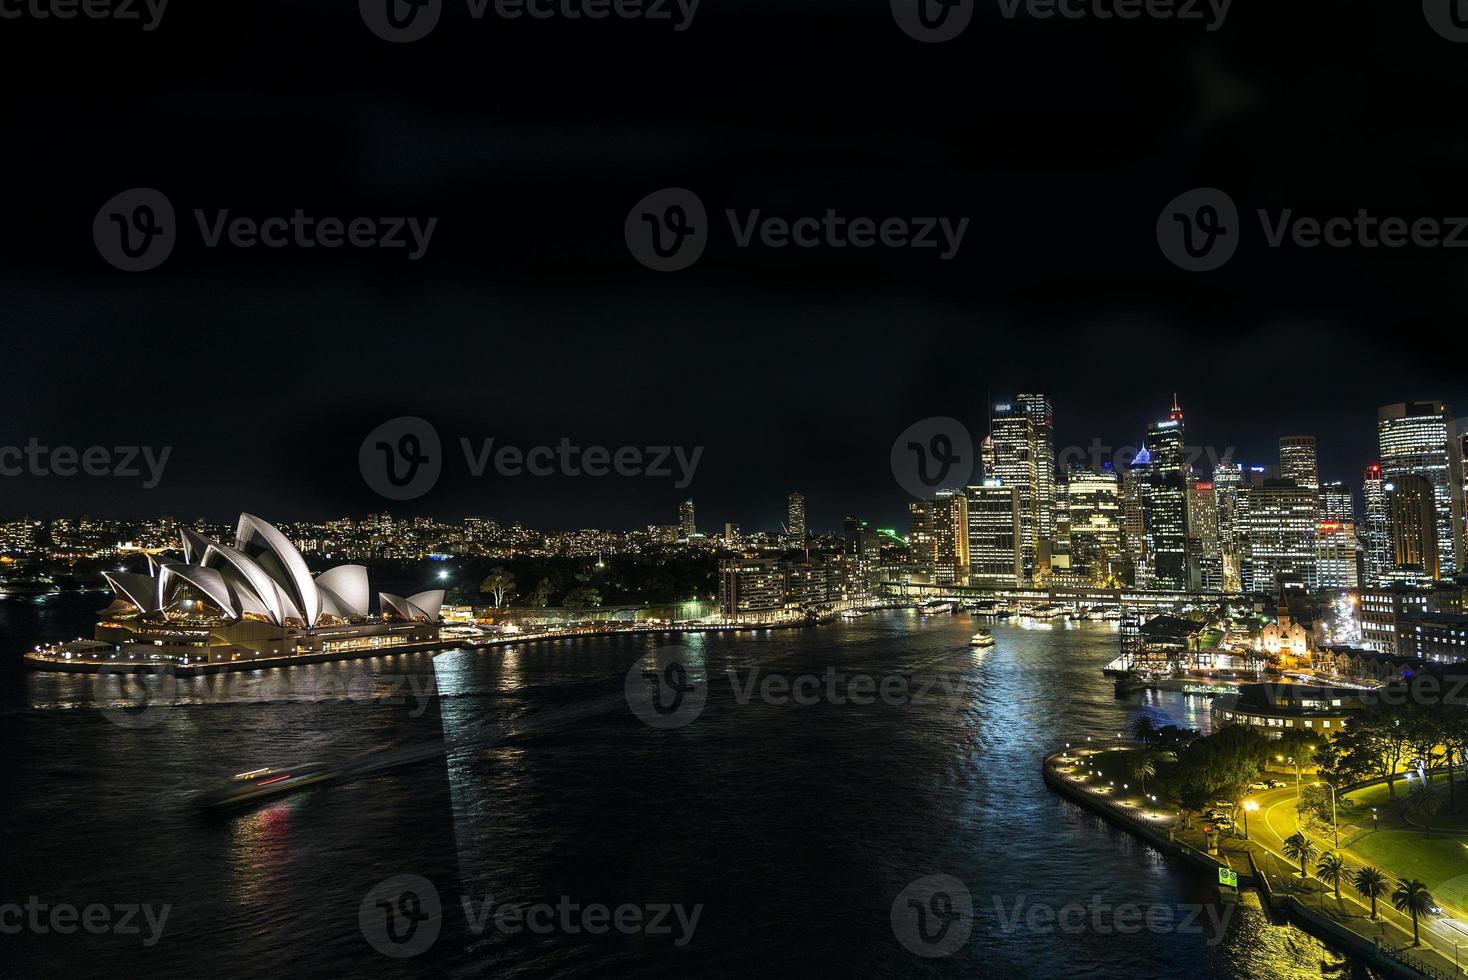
[93,513,444,666]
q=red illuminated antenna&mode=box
[1168,392,1184,421]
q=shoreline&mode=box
[1042,746,1438,980]
[20,618,814,676]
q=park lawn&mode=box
[1346,779,1468,833]
[1349,831,1468,907]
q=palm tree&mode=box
[1315,852,1345,901]
[1352,866,1388,920]
[1130,755,1157,797]
[1392,878,1434,946]
[1131,716,1158,747]
[1282,832,1317,879]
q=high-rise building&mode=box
[1016,392,1057,555]
[1238,480,1319,593]
[1316,520,1360,590]
[1319,480,1354,523]
[932,489,970,586]
[967,480,1023,587]
[1214,458,1244,592]
[985,402,1039,581]
[1388,473,1441,580]
[1067,465,1122,586]
[678,499,696,540]
[1362,464,1392,586]
[1120,456,1147,584]
[1138,396,1189,591]
[787,492,806,542]
[907,500,936,574]
[1187,480,1222,592]
[1379,401,1464,579]
[1279,436,1320,490]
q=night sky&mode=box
[1,1,1465,532]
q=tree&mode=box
[1352,866,1387,920]
[1278,728,1319,764]
[1356,705,1413,799]
[529,577,552,608]
[479,568,515,608]
[1315,852,1345,901]
[1130,755,1157,796]
[1407,776,1444,838]
[1131,716,1159,747]
[1296,784,1338,833]
[1392,878,1434,946]
[562,585,602,608]
[1283,832,1317,878]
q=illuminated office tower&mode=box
[966,480,1023,587]
[1138,396,1189,591]
[932,489,970,586]
[1213,458,1243,591]
[985,402,1039,582]
[1319,480,1354,523]
[1016,393,1057,553]
[1362,464,1391,586]
[678,500,697,539]
[1120,458,1147,582]
[1067,465,1122,586]
[1237,480,1319,593]
[787,492,806,542]
[1378,401,1463,578]
[1279,435,1320,490]
[1187,480,1222,592]
[907,500,936,574]
[1315,520,1360,590]
[1388,474,1441,579]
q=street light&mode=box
[1316,781,1339,848]
[1243,799,1259,840]
[1372,807,1378,833]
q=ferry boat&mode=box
[969,629,996,648]
[1027,603,1063,620]
[838,609,868,620]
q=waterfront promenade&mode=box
[1045,744,1465,979]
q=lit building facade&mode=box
[966,480,1023,588]
[1238,480,1319,593]
[1378,401,1464,579]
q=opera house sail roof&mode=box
[102,513,444,629]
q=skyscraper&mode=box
[1187,480,1222,592]
[1362,464,1391,586]
[1378,401,1463,578]
[985,402,1039,583]
[1067,465,1122,586]
[1279,435,1320,490]
[1388,473,1440,579]
[966,480,1023,587]
[678,499,696,539]
[932,489,970,586]
[787,492,806,542]
[1138,396,1189,591]
[1319,480,1354,523]
[1016,392,1056,555]
[1213,458,1243,592]
[1315,520,1360,590]
[1238,480,1319,593]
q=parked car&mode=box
[1266,779,1285,789]
[1248,782,1268,791]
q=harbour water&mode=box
[1,594,1354,977]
